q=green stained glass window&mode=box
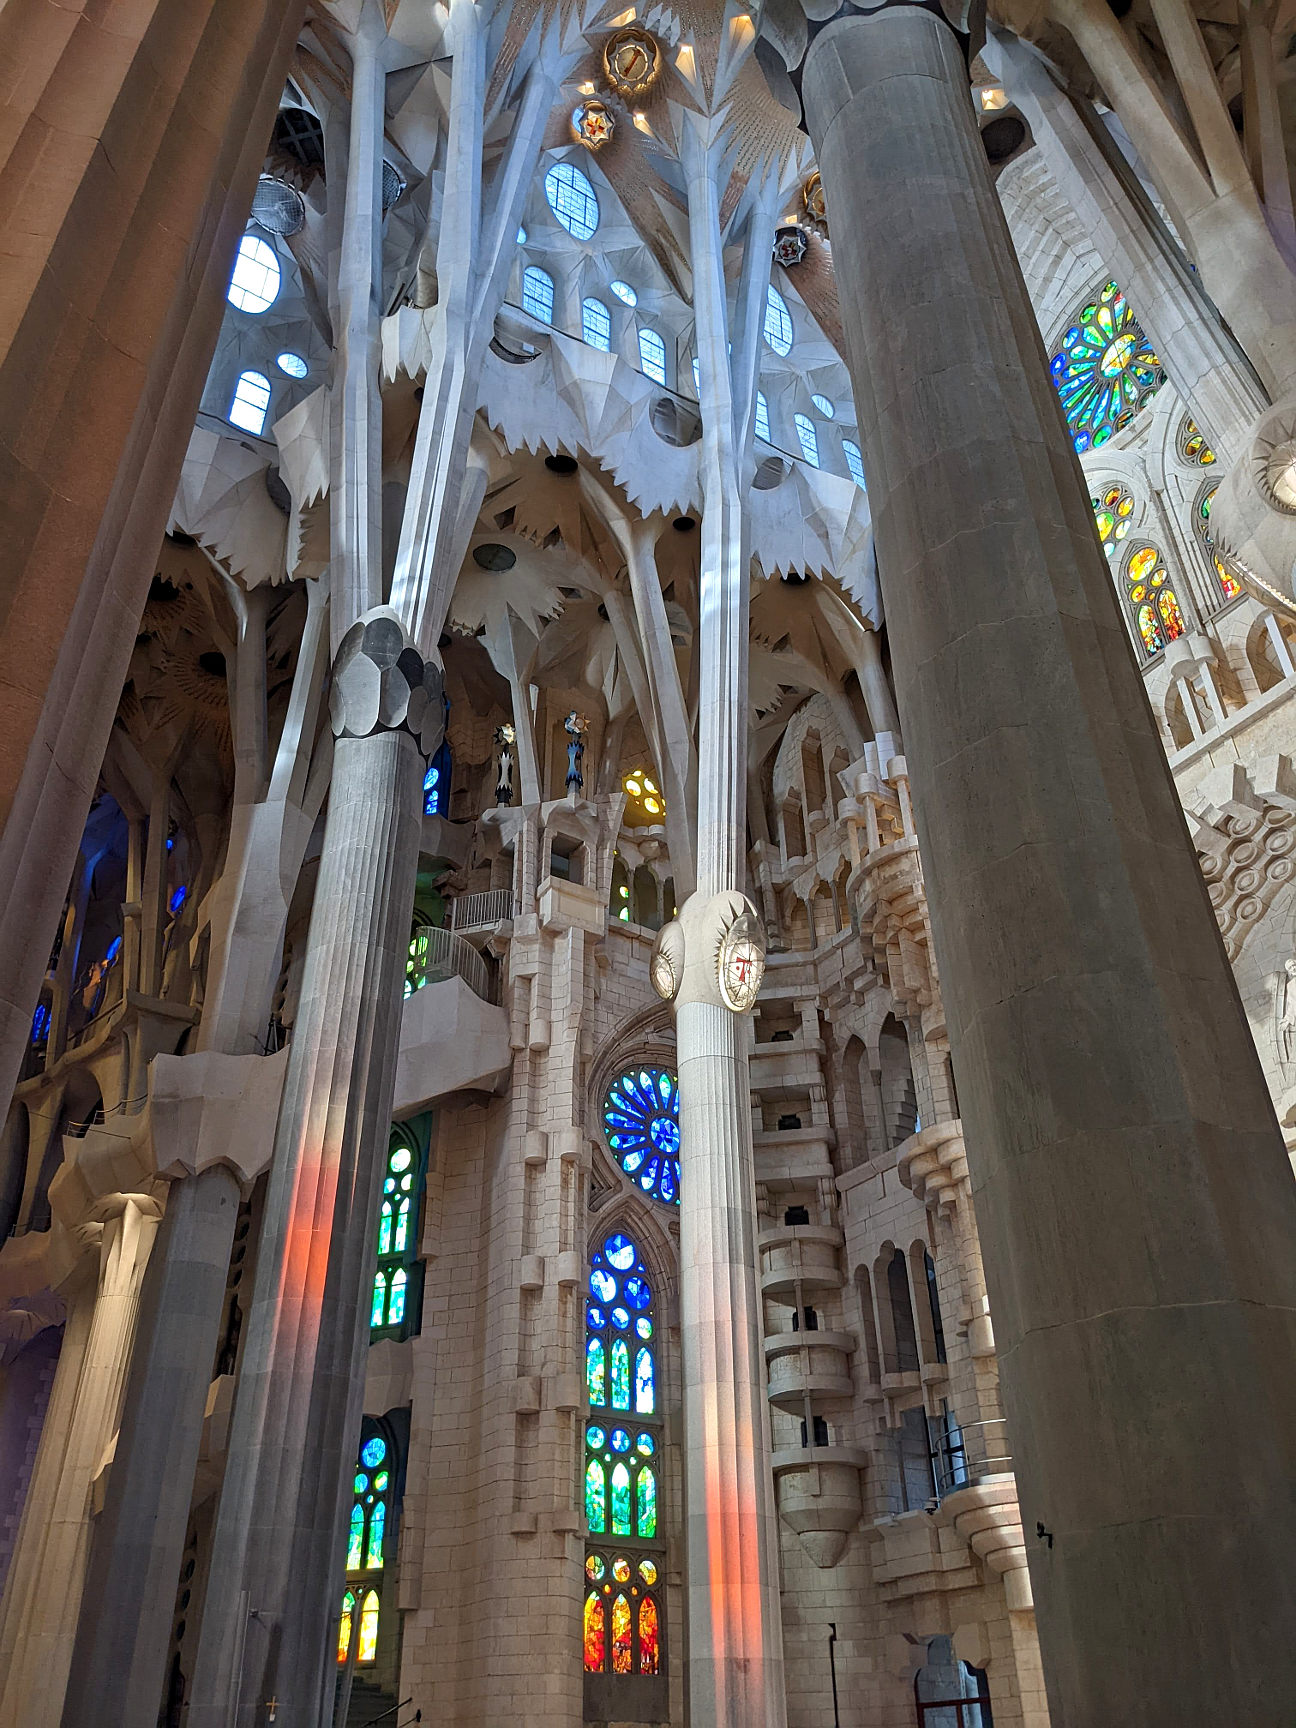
[611,1463,632,1535]
[586,1460,606,1532]
[634,1347,654,1413]
[371,1116,429,1337]
[610,1339,630,1410]
[348,1504,365,1570]
[1049,280,1164,454]
[365,1500,385,1568]
[636,1465,657,1537]
[587,1338,606,1405]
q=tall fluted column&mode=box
[0,1196,161,1728]
[670,128,786,1728]
[803,11,1296,1723]
[187,633,437,1728]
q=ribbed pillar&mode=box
[187,726,425,1728]
[60,1164,242,1728]
[0,1197,160,1728]
[676,1002,785,1728]
[804,11,1296,1723]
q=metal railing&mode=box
[449,889,514,933]
[932,1415,1013,1500]
[405,924,499,1005]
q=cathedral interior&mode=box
[2,0,1296,1722]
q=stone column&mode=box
[671,136,786,1728]
[804,10,1296,1723]
[187,626,438,1728]
[0,1196,161,1728]
[982,28,1269,464]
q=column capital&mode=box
[329,607,445,758]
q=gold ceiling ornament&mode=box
[802,171,828,237]
[602,28,662,97]
[572,98,616,149]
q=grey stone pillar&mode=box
[803,11,1296,1723]
[187,617,438,1728]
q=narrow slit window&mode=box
[755,392,771,443]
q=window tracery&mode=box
[584,1231,664,1677]
[1194,483,1242,601]
[1178,415,1216,467]
[337,1427,395,1667]
[755,392,771,443]
[1049,280,1164,453]
[842,438,865,486]
[227,233,281,313]
[228,371,271,436]
[603,1068,680,1205]
[1123,544,1185,656]
[764,285,793,355]
[371,1116,430,1336]
[1091,482,1135,557]
[522,266,554,324]
[544,161,600,238]
[582,298,612,350]
[638,328,667,385]
[794,413,820,467]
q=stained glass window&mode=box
[1193,484,1242,602]
[584,1230,664,1676]
[794,413,820,467]
[423,736,451,815]
[545,161,600,238]
[1124,544,1185,657]
[583,297,612,351]
[338,1426,395,1665]
[764,285,793,355]
[371,1116,430,1336]
[1049,280,1165,453]
[755,391,771,443]
[602,1068,680,1205]
[638,327,667,386]
[228,370,271,436]
[522,266,554,324]
[842,438,865,487]
[1091,482,1135,559]
[1179,415,1217,467]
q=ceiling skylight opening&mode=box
[764,285,793,355]
[611,280,638,306]
[227,234,282,314]
[544,161,600,239]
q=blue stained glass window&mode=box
[1049,279,1165,454]
[587,1337,606,1405]
[361,1437,387,1469]
[545,161,600,238]
[31,1003,49,1046]
[611,1338,630,1409]
[522,266,554,324]
[169,884,187,914]
[755,392,770,442]
[582,297,612,350]
[638,328,667,386]
[635,1346,654,1413]
[764,285,793,355]
[366,1501,385,1568]
[842,439,865,487]
[371,1118,428,1336]
[344,1421,395,1631]
[423,735,451,815]
[586,1459,606,1531]
[603,1067,680,1206]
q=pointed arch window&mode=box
[1193,484,1242,602]
[584,1230,665,1679]
[638,327,667,386]
[522,266,555,323]
[371,1114,432,1337]
[1123,543,1185,657]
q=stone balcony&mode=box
[770,1443,868,1568]
[759,1223,846,1297]
[764,1329,856,1411]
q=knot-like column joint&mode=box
[650,889,766,1011]
[329,607,445,757]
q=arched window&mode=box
[582,297,612,350]
[842,438,865,487]
[227,233,281,313]
[371,1114,431,1336]
[602,1067,680,1205]
[887,1246,920,1373]
[914,1635,992,1725]
[621,767,665,824]
[1091,482,1135,559]
[522,266,554,324]
[584,1231,664,1678]
[1178,414,1216,467]
[764,284,793,354]
[1048,279,1164,453]
[276,351,308,378]
[755,391,771,443]
[544,161,600,238]
[228,371,271,435]
[337,1425,396,1667]
[1193,484,1242,601]
[638,327,667,386]
[1124,544,1185,657]
[794,413,820,467]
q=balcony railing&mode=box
[449,889,515,933]
[405,924,499,1005]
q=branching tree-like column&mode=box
[652,108,788,1727]
[799,9,1296,1723]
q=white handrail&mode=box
[405,925,498,1004]
[450,889,514,932]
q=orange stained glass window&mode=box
[611,1593,633,1674]
[1124,545,1183,656]
[638,1596,660,1674]
[337,1590,356,1664]
[357,1590,380,1664]
[584,1591,606,1672]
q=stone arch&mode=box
[878,1014,917,1147]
